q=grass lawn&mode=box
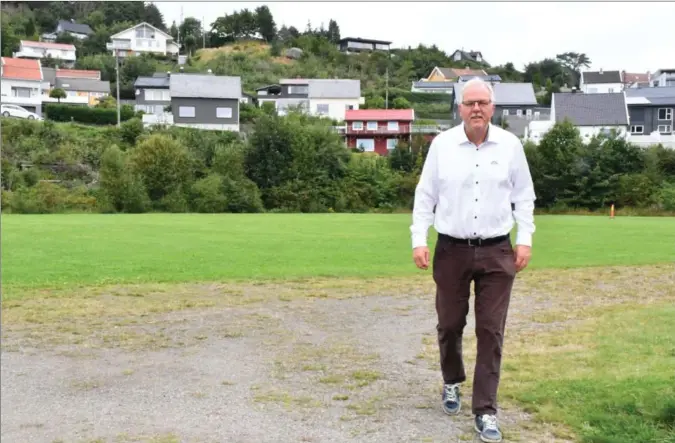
[504,303,675,443]
[1,213,674,293]
[2,213,674,442]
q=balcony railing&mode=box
[107,41,132,50]
[333,124,444,135]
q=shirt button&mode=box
[475,181,479,184]
[474,216,478,219]
[475,199,478,202]
[476,164,479,167]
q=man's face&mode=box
[459,83,495,132]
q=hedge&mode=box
[45,103,135,125]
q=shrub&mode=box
[44,103,135,125]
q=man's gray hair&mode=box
[458,77,496,103]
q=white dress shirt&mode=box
[410,123,536,249]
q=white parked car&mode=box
[0,104,43,120]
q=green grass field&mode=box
[2,213,674,442]
[1,213,673,292]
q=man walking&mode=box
[410,78,536,443]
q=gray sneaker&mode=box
[475,414,502,442]
[441,383,461,415]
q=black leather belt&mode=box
[438,233,509,247]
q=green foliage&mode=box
[44,103,135,125]
[2,110,675,215]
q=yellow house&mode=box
[425,66,488,82]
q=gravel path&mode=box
[4,265,672,443]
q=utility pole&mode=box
[115,49,121,127]
[385,67,389,109]
[202,16,206,48]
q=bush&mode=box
[658,182,675,211]
[45,103,135,125]
[7,181,97,213]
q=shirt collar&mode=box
[457,122,499,147]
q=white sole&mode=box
[474,424,502,443]
[442,403,461,415]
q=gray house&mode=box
[169,73,241,131]
[42,20,94,42]
[551,92,629,141]
[452,82,541,136]
[625,86,675,135]
[256,78,364,120]
[134,73,171,114]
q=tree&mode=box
[49,88,66,103]
[143,3,166,31]
[556,52,591,87]
[327,19,340,44]
[254,5,276,42]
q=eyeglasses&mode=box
[462,100,492,107]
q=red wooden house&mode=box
[344,109,416,155]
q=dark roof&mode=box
[458,74,501,82]
[57,20,93,35]
[553,93,628,126]
[55,77,110,93]
[582,70,622,84]
[170,74,241,99]
[625,86,675,105]
[134,75,171,88]
[338,37,391,45]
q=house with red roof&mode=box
[1,57,44,114]
[13,40,77,66]
[343,109,419,155]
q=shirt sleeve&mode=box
[510,140,536,247]
[410,139,440,249]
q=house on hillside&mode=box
[580,69,623,93]
[42,20,93,42]
[0,57,44,114]
[425,66,487,82]
[337,37,391,53]
[625,86,675,135]
[411,81,456,94]
[549,92,629,141]
[342,109,416,155]
[450,49,487,65]
[623,71,650,89]
[42,67,109,105]
[168,74,241,131]
[451,82,541,137]
[134,72,171,114]
[13,40,77,66]
[107,22,179,58]
[650,69,675,87]
[256,78,364,121]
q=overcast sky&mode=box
[154,1,673,74]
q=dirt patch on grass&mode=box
[2,264,673,442]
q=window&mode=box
[289,86,308,94]
[516,109,522,117]
[351,121,363,130]
[386,138,398,150]
[534,111,540,120]
[502,109,509,116]
[387,121,399,131]
[658,108,673,120]
[608,88,614,93]
[316,104,329,115]
[356,139,375,152]
[11,87,31,98]
[366,121,378,130]
[146,89,170,101]
[216,107,232,119]
[630,125,644,134]
[657,125,672,134]
[178,106,195,118]
[526,109,532,116]
[345,104,354,110]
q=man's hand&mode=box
[514,245,531,272]
[413,246,430,270]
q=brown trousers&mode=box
[432,234,517,416]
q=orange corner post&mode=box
[610,204,615,219]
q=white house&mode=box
[650,69,675,87]
[13,40,76,66]
[107,22,180,58]
[526,92,630,143]
[0,57,44,115]
[579,69,624,94]
[307,79,365,121]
